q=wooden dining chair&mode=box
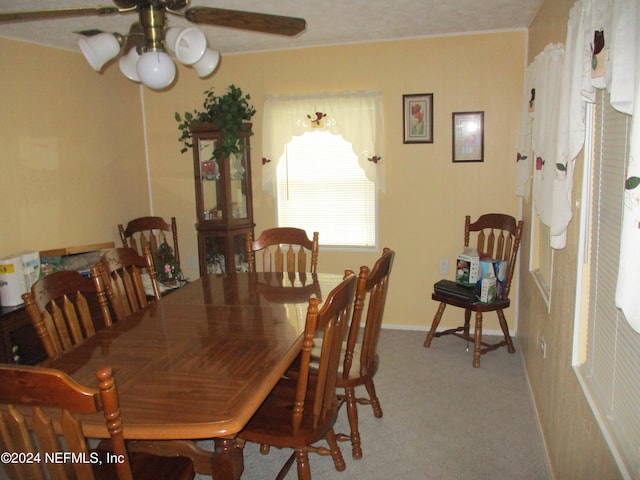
[424,214,524,367]
[335,247,395,459]
[238,271,357,480]
[99,246,161,322]
[119,216,180,266]
[246,227,319,273]
[118,216,183,285]
[0,364,195,480]
[21,266,113,359]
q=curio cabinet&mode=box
[190,123,254,275]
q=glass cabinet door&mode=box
[229,151,249,221]
[199,139,222,221]
[202,231,251,274]
[232,233,250,272]
[204,236,225,274]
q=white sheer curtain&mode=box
[261,91,385,196]
[516,44,564,226]
[550,0,596,248]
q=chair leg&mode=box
[463,308,472,336]
[473,311,483,368]
[497,309,516,354]
[364,379,383,419]
[325,428,346,472]
[294,448,311,480]
[343,386,363,459]
[424,302,446,347]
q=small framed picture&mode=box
[452,111,484,162]
[403,93,433,144]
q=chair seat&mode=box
[240,377,340,448]
[431,292,511,312]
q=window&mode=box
[518,44,565,310]
[276,131,377,249]
[574,90,638,479]
[530,199,554,310]
[262,91,385,250]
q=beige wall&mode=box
[144,31,525,332]
[0,38,148,255]
[0,31,524,332]
[521,0,621,478]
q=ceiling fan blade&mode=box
[0,6,120,24]
[75,29,107,37]
[184,7,305,36]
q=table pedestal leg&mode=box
[126,440,214,476]
[212,437,244,480]
[127,438,244,479]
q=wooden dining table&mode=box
[41,271,344,479]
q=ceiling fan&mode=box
[0,1,306,89]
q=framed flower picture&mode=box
[452,111,484,162]
[403,93,433,143]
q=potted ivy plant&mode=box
[175,84,256,160]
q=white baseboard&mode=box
[380,323,507,337]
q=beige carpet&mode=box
[197,328,551,479]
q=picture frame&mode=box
[452,111,484,162]
[403,93,433,143]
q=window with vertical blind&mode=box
[574,90,638,479]
[276,130,377,249]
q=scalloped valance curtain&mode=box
[261,91,385,196]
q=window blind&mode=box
[577,90,638,479]
[276,131,377,248]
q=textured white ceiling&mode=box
[0,0,542,54]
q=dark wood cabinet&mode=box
[0,305,46,365]
[190,123,254,275]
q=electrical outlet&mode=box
[540,337,547,359]
[439,259,449,275]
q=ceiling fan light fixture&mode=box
[1,3,306,90]
[118,47,141,82]
[136,50,176,90]
[174,27,207,65]
[78,32,122,71]
[164,26,182,55]
[193,48,220,78]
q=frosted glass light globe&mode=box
[193,49,220,78]
[78,33,121,72]
[136,51,176,90]
[119,48,141,82]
